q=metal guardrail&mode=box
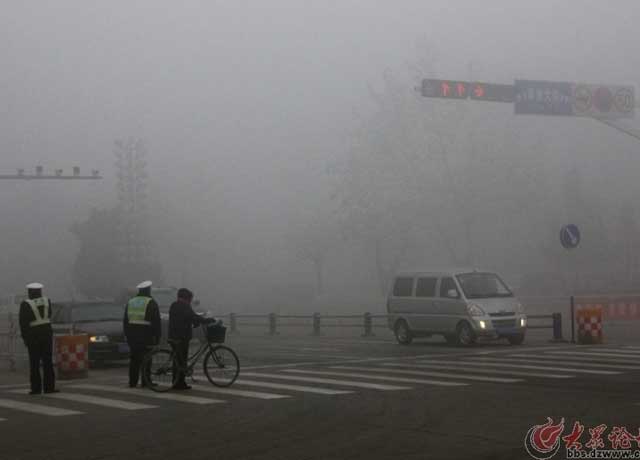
[218,312,563,341]
[0,312,18,371]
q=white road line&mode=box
[0,417,6,422]
[423,360,619,375]
[189,383,289,400]
[504,354,640,370]
[0,399,83,416]
[329,366,522,383]
[283,369,469,387]
[6,390,157,410]
[380,362,574,379]
[624,346,640,350]
[242,372,411,391]
[267,353,364,360]
[234,379,353,395]
[470,346,579,355]
[582,349,640,355]
[0,384,29,390]
[545,351,640,360]
[69,384,223,405]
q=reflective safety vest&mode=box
[127,296,152,326]
[26,297,51,327]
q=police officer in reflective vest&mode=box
[19,282,57,395]
[123,280,161,388]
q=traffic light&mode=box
[469,82,515,103]
[421,79,469,99]
[421,79,515,103]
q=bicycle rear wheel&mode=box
[142,349,177,392]
[203,345,240,387]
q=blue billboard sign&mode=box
[514,80,573,116]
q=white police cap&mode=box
[136,280,153,289]
[26,282,44,290]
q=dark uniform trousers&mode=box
[171,340,190,386]
[129,344,152,387]
[27,334,55,393]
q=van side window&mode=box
[415,277,437,297]
[440,277,460,298]
[392,278,414,297]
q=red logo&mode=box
[524,418,565,460]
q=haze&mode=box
[1,0,639,313]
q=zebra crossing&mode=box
[0,344,638,421]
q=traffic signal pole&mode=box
[0,167,102,181]
[593,117,640,143]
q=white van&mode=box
[386,269,526,346]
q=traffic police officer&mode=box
[123,280,161,388]
[19,282,57,395]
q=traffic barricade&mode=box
[55,334,89,379]
[576,305,603,344]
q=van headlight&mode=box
[467,304,486,316]
[520,318,527,327]
[90,335,109,343]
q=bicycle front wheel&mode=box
[142,348,177,392]
[203,345,240,387]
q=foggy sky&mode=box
[1,1,639,308]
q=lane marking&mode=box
[0,399,83,416]
[189,384,289,400]
[545,351,640,360]
[7,390,157,410]
[330,365,522,383]
[233,379,352,395]
[0,384,29,390]
[241,372,411,391]
[504,354,640,370]
[424,359,619,375]
[283,369,468,387]
[380,362,574,379]
[0,417,6,422]
[581,349,640,355]
[69,384,223,405]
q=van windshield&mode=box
[456,273,513,299]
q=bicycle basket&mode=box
[206,324,227,343]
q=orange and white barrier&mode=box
[575,296,640,320]
[576,306,603,344]
[55,334,89,380]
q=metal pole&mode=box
[362,312,374,337]
[593,117,640,143]
[552,313,563,341]
[229,313,237,334]
[268,313,277,336]
[312,313,321,336]
[570,296,575,344]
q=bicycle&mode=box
[142,321,240,392]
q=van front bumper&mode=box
[472,315,527,338]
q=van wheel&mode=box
[395,320,413,345]
[455,321,476,347]
[507,334,525,345]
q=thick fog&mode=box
[1,1,639,313]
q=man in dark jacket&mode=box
[169,288,212,390]
[19,282,57,395]
[123,280,161,388]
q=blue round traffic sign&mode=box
[560,224,580,250]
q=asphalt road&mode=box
[1,333,639,460]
